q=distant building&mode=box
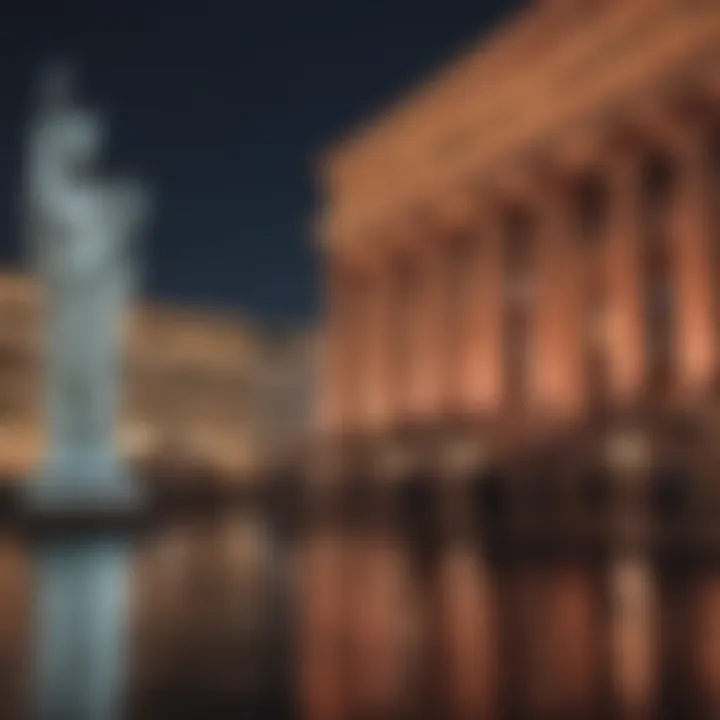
[0,270,315,486]
[310,1,720,718]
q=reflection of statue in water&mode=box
[24,63,150,491]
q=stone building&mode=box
[309,1,720,718]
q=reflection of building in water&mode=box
[128,510,290,718]
[0,510,292,719]
[0,270,316,484]
[311,0,720,717]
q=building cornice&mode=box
[320,0,720,254]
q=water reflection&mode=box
[0,532,30,719]
[4,512,720,718]
[0,510,291,720]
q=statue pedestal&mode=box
[20,478,148,720]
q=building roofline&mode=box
[320,3,539,174]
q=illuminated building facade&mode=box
[0,270,314,485]
[310,0,720,717]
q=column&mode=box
[669,119,716,395]
[408,239,445,420]
[442,229,482,416]
[363,257,394,430]
[319,260,340,432]
[532,178,586,418]
[344,261,374,431]
[406,243,427,419]
[319,256,355,433]
[604,150,646,407]
[392,249,419,425]
[461,210,504,416]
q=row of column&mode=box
[322,112,720,433]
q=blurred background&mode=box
[3,0,720,718]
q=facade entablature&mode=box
[322,0,720,250]
[326,68,720,255]
[327,1,571,194]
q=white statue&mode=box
[24,63,150,492]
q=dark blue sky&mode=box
[0,0,525,322]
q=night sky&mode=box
[0,0,525,324]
